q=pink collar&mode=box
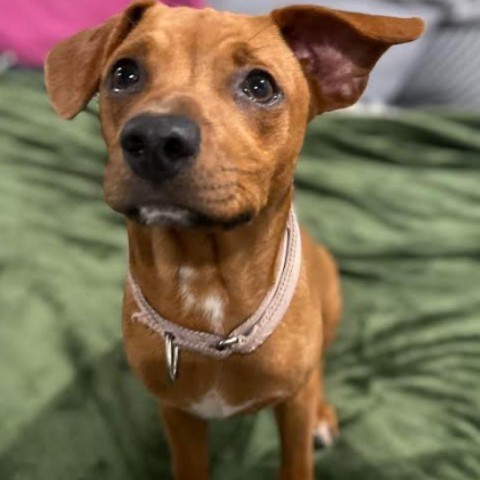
[128,208,302,381]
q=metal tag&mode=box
[164,332,179,382]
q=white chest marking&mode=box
[199,294,224,333]
[188,389,290,419]
[178,266,196,309]
[188,389,257,419]
[178,266,225,332]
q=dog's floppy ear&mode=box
[45,0,158,119]
[272,6,425,114]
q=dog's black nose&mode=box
[120,114,201,182]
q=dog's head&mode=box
[45,1,423,228]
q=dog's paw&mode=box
[313,403,339,449]
[314,420,338,449]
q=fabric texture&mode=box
[392,0,480,21]
[395,22,480,108]
[0,0,205,67]
[0,70,479,480]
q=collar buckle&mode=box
[216,336,240,351]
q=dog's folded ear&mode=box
[272,6,425,115]
[45,0,158,120]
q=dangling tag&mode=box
[164,333,179,382]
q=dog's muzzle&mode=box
[120,113,201,183]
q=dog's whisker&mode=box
[218,166,261,176]
[202,118,230,129]
[244,22,278,46]
[247,43,279,54]
[200,194,238,205]
[194,181,238,192]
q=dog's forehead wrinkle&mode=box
[149,9,272,64]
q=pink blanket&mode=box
[0,0,204,67]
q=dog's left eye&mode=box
[240,70,280,105]
[111,58,141,92]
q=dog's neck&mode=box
[127,189,292,335]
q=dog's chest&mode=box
[188,389,255,419]
[187,388,289,419]
[123,256,320,418]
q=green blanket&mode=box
[1,70,479,480]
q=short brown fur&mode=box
[45,3,424,479]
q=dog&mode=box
[45,2,424,478]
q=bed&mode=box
[1,69,479,480]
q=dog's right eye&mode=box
[110,59,141,92]
[239,70,281,105]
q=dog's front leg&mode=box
[274,371,319,480]
[160,405,209,480]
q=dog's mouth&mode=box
[126,204,254,230]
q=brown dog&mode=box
[45,2,424,479]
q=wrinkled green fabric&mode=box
[0,70,479,480]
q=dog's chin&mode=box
[126,204,254,230]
